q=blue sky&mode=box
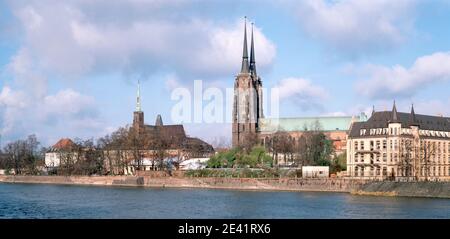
[1,0,450,147]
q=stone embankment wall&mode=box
[353,181,450,198]
[0,175,366,192]
[142,177,368,192]
[0,175,144,187]
[1,176,448,198]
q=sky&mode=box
[1,0,450,147]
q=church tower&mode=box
[232,18,263,148]
[133,80,144,133]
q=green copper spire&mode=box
[240,17,249,74]
[136,80,141,112]
[250,22,257,76]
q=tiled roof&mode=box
[51,138,76,150]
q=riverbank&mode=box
[0,175,367,192]
[0,175,449,198]
[352,181,450,198]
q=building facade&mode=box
[347,103,450,181]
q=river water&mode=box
[0,183,448,219]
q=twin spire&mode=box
[240,17,257,75]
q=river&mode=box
[0,183,448,219]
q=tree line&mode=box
[0,125,185,176]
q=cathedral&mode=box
[232,19,264,147]
[232,19,366,158]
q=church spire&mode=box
[136,80,142,112]
[240,17,249,74]
[371,105,375,116]
[249,22,257,76]
[391,100,399,122]
[409,103,417,125]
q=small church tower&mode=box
[133,80,144,133]
[232,18,263,148]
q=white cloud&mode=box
[291,0,416,54]
[2,0,277,143]
[276,77,328,110]
[0,86,103,145]
[9,1,276,80]
[355,52,450,99]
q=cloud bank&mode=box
[292,0,416,55]
[355,52,450,99]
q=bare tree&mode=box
[2,134,42,175]
[419,140,436,181]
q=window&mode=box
[360,141,365,150]
[376,154,380,162]
[354,153,358,162]
[376,167,380,176]
[383,140,387,149]
[376,141,380,150]
[383,167,387,176]
[370,141,374,151]
[354,141,358,151]
[383,153,387,162]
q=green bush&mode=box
[207,146,273,169]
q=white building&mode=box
[44,138,78,169]
[179,158,210,170]
[347,103,450,181]
[302,166,329,178]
